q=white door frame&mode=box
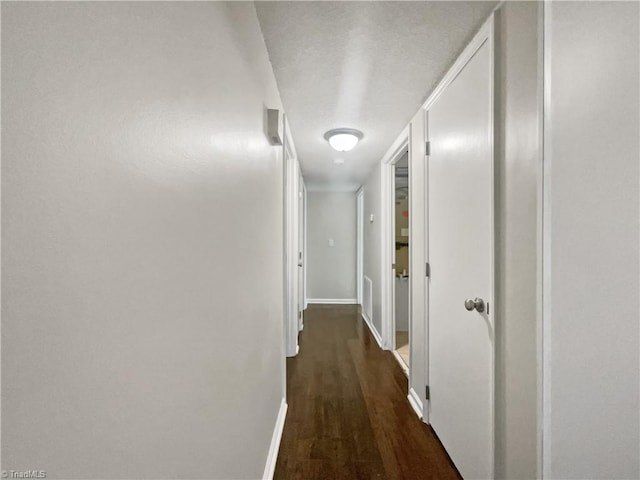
[356,188,364,306]
[283,117,300,357]
[380,128,410,351]
[421,15,495,477]
[298,175,306,332]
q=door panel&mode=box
[427,39,494,479]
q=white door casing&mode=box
[356,189,364,306]
[426,19,495,480]
[380,132,409,351]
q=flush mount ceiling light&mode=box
[324,128,363,152]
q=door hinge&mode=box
[392,263,396,270]
[425,385,430,400]
[425,141,431,156]
[425,262,430,277]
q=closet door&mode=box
[427,32,494,479]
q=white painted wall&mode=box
[363,166,383,336]
[494,3,540,479]
[544,2,640,478]
[306,191,357,301]
[1,3,287,479]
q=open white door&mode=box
[283,120,299,357]
[426,23,494,479]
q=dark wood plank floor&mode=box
[274,304,461,480]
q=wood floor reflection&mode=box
[274,304,460,480]
[395,331,410,367]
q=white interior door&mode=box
[427,37,494,478]
[284,128,299,357]
[297,176,305,331]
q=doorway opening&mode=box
[393,151,410,370]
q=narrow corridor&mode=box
[274,304,461,479]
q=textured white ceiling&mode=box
[256,1,497,191]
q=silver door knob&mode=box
[464,297,485,313]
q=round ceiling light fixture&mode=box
[324,128,363,152]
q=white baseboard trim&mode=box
[307,298,358,304]
[392,350,409,377]
[407,387,423,420]
[286,344,298,358]
[361,311,383,348]
[262,397,288,480]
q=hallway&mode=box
[274,304,460,480]
[2,2,638,479]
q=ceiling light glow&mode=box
[329,134,358,152]
[324,128,363,152]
